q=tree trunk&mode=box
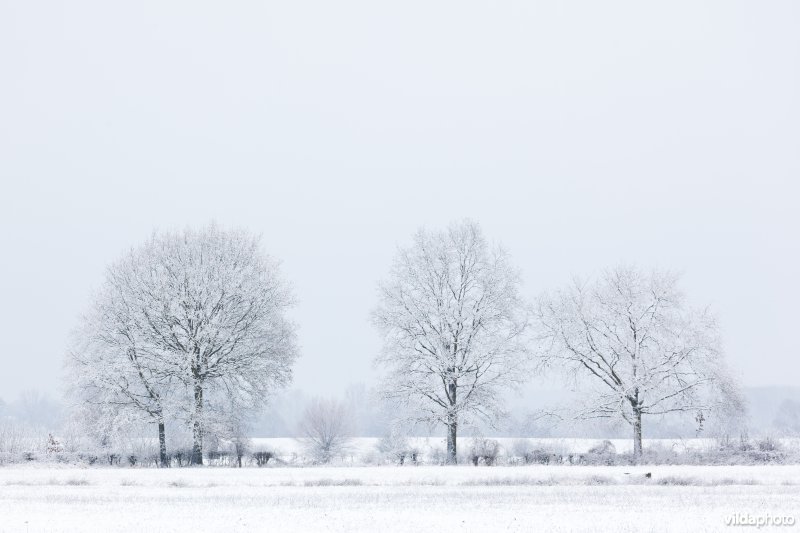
[633,409,643,461]
[446,380,457,464]
[157,419,168,468]
[446,419,457,464]
[191,383,204,465]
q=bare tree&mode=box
[535,266,743,459]
[298,397,353,464]
[68,224,299,465]
[372,220,530,464]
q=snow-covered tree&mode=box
[68,224,299,465]
[377,426,417,465]
[535,266,744,459]
[372,220,530,464]
[298,397,353,464]
[67,278,176,467]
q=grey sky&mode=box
[1,1,798,402]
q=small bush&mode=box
[253,451,274,467]
[524,449,556,465]
[207,450,234,467]
[512,440,561,465]
[377,430,418,465]
[170,450,193,468]
[584,440,617,465]
[588,440,616,455]
[469,437,500,466]
[81,454,99,466]
[757,436,781,452]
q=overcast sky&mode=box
[1,1,798,403]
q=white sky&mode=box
[1,1,798,402]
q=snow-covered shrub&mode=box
[511,439,562,465]
[468,437,500,466]
[377,429,418,465]
[588,440,616,455]
[253,450,274,466]
[690,432,788,464]
[616,443,681,466]
[756,436,781,452]
[529,449,557,464]
[170,449,193,467]
[716,432,754,453]
[652,445,681,465]
[230,436,251,468]
[207,450,234,467]
[121,435,159,467]
[584,440,617,466]
[46,434,64,454]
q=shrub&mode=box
[207,450,233,466]
[171,450,191,467]
[588,440,616,455]
[512,439,569,465]
[469,437,500,466]
[377,430,417,465]
[253,451,274,467]
[757,436,781,452]
[584,440,617,465]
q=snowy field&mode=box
[1,465,799,532]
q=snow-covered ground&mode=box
[1,465,798,532]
